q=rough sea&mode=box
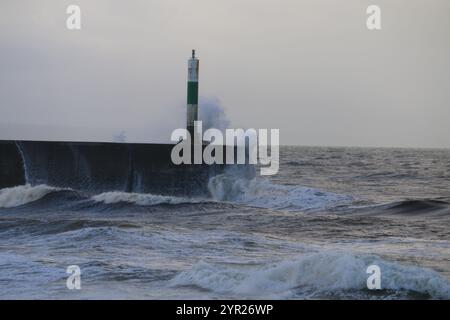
[0,146,449,299]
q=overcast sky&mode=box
[0,0,449,147]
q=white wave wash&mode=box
[0,184,60,208]
[208,173,352,211]
[91,191,207,206]
[171,251,450,299]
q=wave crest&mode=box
[171,251,450,299]
[208,174,352,211]
[91,191,206,206]
[0,184,61,208]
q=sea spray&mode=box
[199,98,231,132]
[208,171,352,211]
[15,142,29,183]
[171,251,450,299]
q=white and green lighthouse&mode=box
[187,50,199,139]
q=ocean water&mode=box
[0,146,449,299]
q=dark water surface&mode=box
[0,146,449,299]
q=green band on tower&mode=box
[187,82,198,105]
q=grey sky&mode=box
[0,0,449,147]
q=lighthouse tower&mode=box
[187,50,199,139]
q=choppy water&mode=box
[0,146,449,299]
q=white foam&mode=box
[171,251,450,299]
[91,191,205,206]
[0,184,59,208]
[208,174,352,211]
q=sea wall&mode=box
[0,141,26,188]
[0,140,249,196]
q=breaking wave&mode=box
[0,184,62,208]
[0,185,210,210]
[171,251,450,299]
[91,191,207,206]
[208,173,352,211]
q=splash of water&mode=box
[171,250,450,299]
[208,171,352,211]
[199,97,231,131]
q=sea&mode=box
[0,146,449,299]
